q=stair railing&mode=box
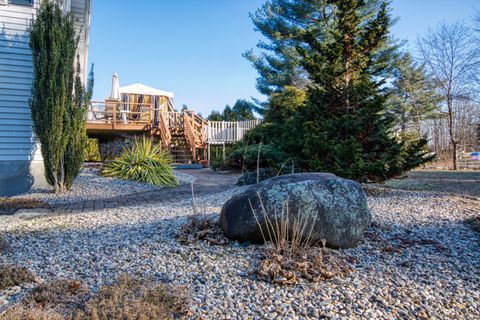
[158,112,172,148]
[183,112,197,161]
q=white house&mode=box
[0,0,91,196]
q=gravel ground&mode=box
[385,170,480,199]
[13,168,196,205]
[1,187,479,319]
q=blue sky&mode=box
[88,0,478,116]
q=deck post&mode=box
[222,142,226,164]
[112,102,117,130]
[207,143,210,167]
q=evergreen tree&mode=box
[222,105,235,121]
[389,53,441,134]
[245,0,397,120]
[64,61,94,189]
[207,110,224,121]
[231,99,256,121]
[207,100,256,121]
[29,1,94,192]
[295,0,432,181]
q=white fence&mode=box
[207,119,261,144]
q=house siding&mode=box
[0,0,91,196]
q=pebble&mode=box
[11,168,196,205]
[0,187,478,319]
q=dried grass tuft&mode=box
[177,216,229,246]
[0,264,37,290]
[2,276,189,320]
[250,195,354,285]
[77,275,189,320]
[21,279,90,317]
[256,247,353,285]
[177,183,229,246]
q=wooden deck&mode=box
[86,101,261,163]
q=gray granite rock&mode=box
[220,173,371,248]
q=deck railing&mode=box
[207,119,261,144]
[87,101,153,128]
[87,101,260,146]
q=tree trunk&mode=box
[56,157,66,193]
[452,142,457,170]
[446,92,457,170]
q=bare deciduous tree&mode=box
[418,21,480,170]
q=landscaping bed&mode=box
[10,167,196,206]
[1,185,478,319]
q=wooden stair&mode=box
[170,133,195,164]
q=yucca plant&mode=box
[102,138,178,187]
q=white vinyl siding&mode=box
[0,0,90,162]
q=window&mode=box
[8,0,33,6]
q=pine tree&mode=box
[389,53,441,135]
[296,0,433,181]
[245,0,392,96]
[29,1,94,192]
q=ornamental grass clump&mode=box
[102,138,178,187]
[250,196,353,285]
[177,184,229,245]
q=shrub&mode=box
[99,138,133,162]
[84,138,101,162]
[236,168,275,186]
[102,138,179,187]
[29,1,93,192]
[227,143,289,171]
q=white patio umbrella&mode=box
[108,73,121,100]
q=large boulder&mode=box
[220,173,371,248]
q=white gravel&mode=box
[1,187,479,319]
[13,168,196,205]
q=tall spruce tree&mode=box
[295,0,432,181]
[29,1,93,192]
[245,0,397,118]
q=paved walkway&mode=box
[53,169,239,214]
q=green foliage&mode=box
[239,0,433,182]
[64,63,94,189]
[102,138,178,187]
[84,138,101,162]
[265,86,307,123]
[29,1,93,192]
[294,0,433,181]
[227,144,289,171]
[236,168,275,186]
[207,110,224,121]
[388,53,442,133]
[207,99,256,121]
[244,0,394,96]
